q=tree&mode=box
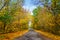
[0,11,14,33]
[0,0,26,33]
[33,6,42,29]
[33,0,60,35]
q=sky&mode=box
[23,0,43,15]
[10,0,41,15]
[23,0,51,15]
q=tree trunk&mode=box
[4,22,6,30]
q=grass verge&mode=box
[35,30,60,40]
[0,30,28,40]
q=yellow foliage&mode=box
[0,30,28,40]
[35,30,60,40]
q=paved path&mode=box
[14,30,51,40]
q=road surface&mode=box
[14,30,51,40]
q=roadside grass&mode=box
[35,30,60,40]
[0,30,28,40]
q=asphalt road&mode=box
[14,30,51,40]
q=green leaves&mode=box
[33,6,41,16]
[0,11,12,24]
[33,9,38,16]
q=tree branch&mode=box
[0,2,7,11]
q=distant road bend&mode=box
[14,30,51,40]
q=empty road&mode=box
[14,30,51,40]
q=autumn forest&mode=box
[0,0,60,40]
